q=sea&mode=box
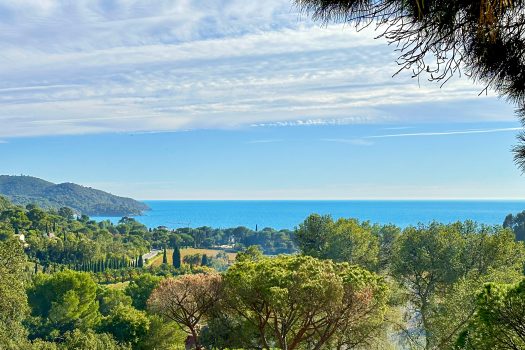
[92,200,525,230]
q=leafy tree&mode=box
[0,195,12,211]
[223,255,389,350]
[200,313,257,350]
[375,224,401,271]
[296,215,380,270]
[430,269,523,350]
[183,253,202,267]
[27,270,100,339]
[136,316,187,350]
[296,0,525,166]
[0,207,31,235]
[457,279,525,349]
[295,214,333,257]
[59,329,129,350]
[99,305,150,346]
[503,210,525,241]
[124,274,162,311]
[148,274,223,350]
[0,238,30,349]
[58,207,75,221]
[235,245,264,262]
[391,222,525,349]
[97,288,133,316]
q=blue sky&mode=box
[0,0,524,199]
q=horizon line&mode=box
[137,198,525,201]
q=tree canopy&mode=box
[223,255,389,350]
[27,270,101,339]
[458,279,525,349]
[0,238,30,349]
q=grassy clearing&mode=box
[149,247,237,267]
[105,281,130,290]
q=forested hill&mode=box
[0,175,149,216]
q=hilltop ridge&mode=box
[0,175,149,216]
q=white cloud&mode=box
[0,0,516,138]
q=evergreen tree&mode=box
[201,254,209,267]
[172,245,181,269]
[162,248,168,265]
[138,255,144,268]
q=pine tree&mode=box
[162,248,168,265]
[172,245,181,269]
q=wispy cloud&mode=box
[319,127,524,146]
[0,0,516,138]
[367,127,524,139]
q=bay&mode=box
[92,200,525,230]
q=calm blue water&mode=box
[92,200,525,230]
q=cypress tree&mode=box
[162,248,168,265]
[201,254,209,266]
[138,255,144,268]
[172,245,181,269]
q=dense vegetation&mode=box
[2,195,525,349]
[0,175,149,216]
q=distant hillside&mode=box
[0,175,149,216]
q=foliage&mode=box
[457,278,525,349]
[148,273,223,349]
[503,210,525,241]
[125,274,162,311]
[97,287,133,316]
[430,269,523,350]
[0,175,148,216]
[391,221,525,349]
[170,225,296,254]
[1,192,524,350]
[99,305,150,346]
[162,248,168,264]
[172,245,181,268]
[0,238,31,350]
[136,316,187,350]
[235,245,264,262]
[183,253,203,266]
[59,329,130,350]
[296,214,382,271]
[200,313,257,350]
[27,270,101,339]
[223,255,389,350]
